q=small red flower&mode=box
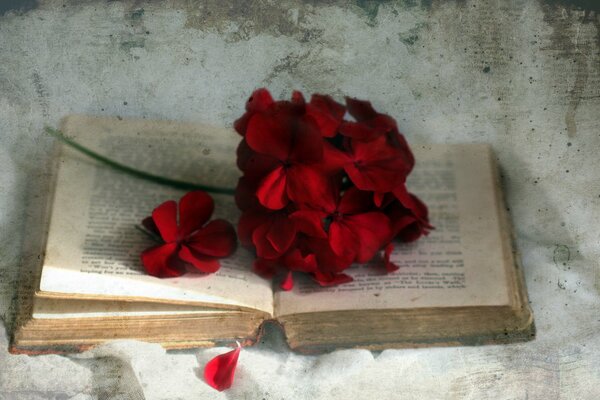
[203,343,241,391]
[140,191,237,277]
[292,186,392,263]
[235,90,341,210]
[341,135,414,193]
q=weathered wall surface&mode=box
[0,1,599,399]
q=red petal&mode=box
[266,215,297,253]
[345,97,378,121]
[280,271,294,291]
[329,221,359,260]
[186,219,237,257]
[233,112,251,136]
[291,90,305,105]
[236,139,254,171]
[152,200,178,242]
[338,121,382,141]
[178,191,214,238]
[204,344,241,391]
[312,271,353,286]
[246,88,274,112]
[237,140,280,180]
[287,115,324,164]
[344,212,391,263]
[285,165,331,208]
[304,237,355,272]
[321,142,350,174]
[290,210,328,238]
[256,165,288,210]
[397,220,429,242]
[384,242,399,272]
[282,248,318,273]
[235,176,260,211]
[373,192,385,207]
[307,94,345,137]
[237,210,267,247]
[337,187,373,215]
[178,245,221,273]
[393,185,431,226]
[246,112,292,161]
[141,243,183,277]
[252,223,279,259]
[253,257,278,279]
[345,136,411,192]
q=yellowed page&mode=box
[275,144,511,316]
[39,116,273,315]
[32,297,231,319]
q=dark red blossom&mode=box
[140,191,237,277]
[292,187,391,263]
[243,98,329,209]
[342,135,414,193]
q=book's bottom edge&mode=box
[289,320,536,355]
[9,335,263,356]
[9,319,535,356]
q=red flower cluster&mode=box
[140,191,237,277]
[234,89,431,289]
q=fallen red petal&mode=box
[203,344,241,392]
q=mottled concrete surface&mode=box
[0,0,599,399]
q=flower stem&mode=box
[45,126,236,195]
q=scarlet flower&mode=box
[244,102,327,209]
[239,209,297,260]
[292,186,391,263]
[341,135,414,193]
[235,90,346,210]
[140,191,237,277]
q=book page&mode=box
[275,144,512,316]
[32,297,237,319]
[39,116,273,315]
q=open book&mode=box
[11,115,534,354]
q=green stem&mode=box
[45,126,236,195]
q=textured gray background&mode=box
[0,0,599,399]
